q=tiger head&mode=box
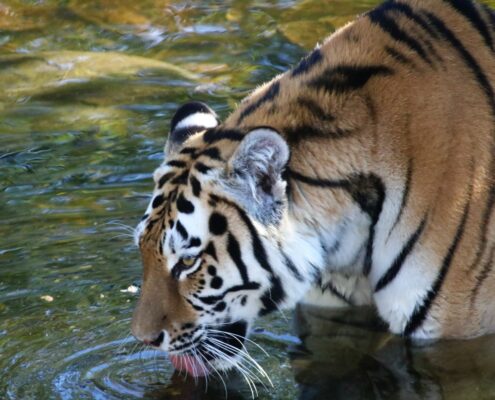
[131,101,307,376]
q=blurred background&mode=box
[1,1,495,399]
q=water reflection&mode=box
[291,305,495,400]
[2,0,495,398]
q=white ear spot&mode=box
[174,112,218,131]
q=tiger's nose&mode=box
[143,332,165,347]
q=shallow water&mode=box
[1,0,495,399]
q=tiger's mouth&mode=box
[168,320,248,377]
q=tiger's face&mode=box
[131,102,291,376]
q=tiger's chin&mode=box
[168,320,249,378]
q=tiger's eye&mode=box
[181,257,196,267]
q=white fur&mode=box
[174,112,218,131]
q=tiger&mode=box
[131,0,495,378]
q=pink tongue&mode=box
[169,354,209,377]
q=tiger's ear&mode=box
[226,127,290,224]
[165,101,219,156]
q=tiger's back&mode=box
[223,0,495,338]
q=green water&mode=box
[1,1,495,399]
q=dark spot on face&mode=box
[209,212,227,235]
[188,237,201,248]
[200,147,222,161]
[180,147,197,155]
[213,301,226,312]
[207,265,217,276]
[158,172,175,188]
[241,296,247,306]
[199,279,205,285]
[181,323,194,330]
[177,192,195,214]
[167,160,187,168]
[204,242,218,261]
[195,162,212,174]
[168,219,174,229]
[210,276,223,289]
[141,213,149,221]
[190,176,202,197]
[176,220,188,240]
[152,194,165,208]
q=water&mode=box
[1,0,495,399]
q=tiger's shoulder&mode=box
[225,0,495,141]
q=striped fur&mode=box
[131,0,495,376]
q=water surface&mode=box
[1,0,495,399]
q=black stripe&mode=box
[380,2,444,66]
[198,147,223,161]
[237,81,280,124]
[204,242,218,261]
[227,233,250,283]
[309,65,394,94]
[197,282,261,305]
[297,97,335,122]
[426,13,495,278]
[284,124,353,144]
[404,180,473,336]
[179,146,197,155]
[288,169,385,276]
[444,0,494,51]
[470,244,495,305]
[385,46,416,67]
[171,170,189,185]
[203,129,244,144]
[176,220,188,240]
[186,298,204,311]
[291,48,323,77]
[375,216,427,292]
[281,251,304,281]
[213,195,287,314]
[189,175,201,197]
[194,162,212,174]
[425,11,495,282]
[482,4,495,31]
[259,276,285,316]
[470,183,495,270]
[286,168,350,189]
[424,12,495,109]
[388,1,439,39]
[152,194,165,209]
[368,4,433,65]
[288,169,386,221]
[167,160,187,168]
[321,281,352,305]
[387,157,413,238]
[158,172,175,188]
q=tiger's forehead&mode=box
[135,129,241,245]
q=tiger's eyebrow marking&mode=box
[187,237,202,248]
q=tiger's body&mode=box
[132,0,495,377]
